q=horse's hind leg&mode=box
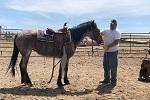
[20,53,32,86]
[64,60,70,85]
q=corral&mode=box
[0,32,150,99]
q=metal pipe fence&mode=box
[0,32,150,58]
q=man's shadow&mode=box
[96,83,115,94]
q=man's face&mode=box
[110,22,117,30]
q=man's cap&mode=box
[111,19,117,25]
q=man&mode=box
[100,19,121,86]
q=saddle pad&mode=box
[37,30,54,42]
[37,30,45,39]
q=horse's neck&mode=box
[70,28,87,45]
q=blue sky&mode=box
[0,0,150,33]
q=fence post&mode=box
[5,32,7,40]
[0,26,2,38]
[149,40,150,50]
[1,51,2,56]
[130,33,131,53]
[92,39,94,56]
[9,32,11,41]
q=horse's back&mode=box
[14,29,37,50]
[22,29,38,33]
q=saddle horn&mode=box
[64,22,67,27]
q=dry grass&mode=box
[0,55,150,100]
[0,36,150,99]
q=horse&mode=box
[7,20,103,87]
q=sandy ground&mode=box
[0,54,150,100]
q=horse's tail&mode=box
[6,35,19,76]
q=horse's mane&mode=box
[71,21,92,30]
[78,21,92,26]
[69,21,94,45]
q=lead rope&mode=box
[48,33,63,84]
[48,57,61,84]
[48,30,71,84]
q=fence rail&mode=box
[0,32,150,58]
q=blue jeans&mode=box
[103,51,118,83]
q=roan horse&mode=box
[7,20,103,87]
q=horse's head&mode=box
[86,20,103,44]
[70,21,103,45]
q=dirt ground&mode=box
[0,55,150,100]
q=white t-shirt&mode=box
[102,29,121,52]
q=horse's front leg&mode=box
[57,63,63,87]
[57,47,68,87]
[64,59,70,85]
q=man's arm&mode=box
[107,39,120,48]
[100,32,104,36]
[104,39,120,51]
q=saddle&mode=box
[37,22,69,42]
[57,27,68,34]
[37,30,54,42]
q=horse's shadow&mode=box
[95,83,115,94]
[0,85,93,97]
[0,83,115,97]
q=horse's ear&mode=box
[92,20,95,23]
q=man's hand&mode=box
[103,45,109,52]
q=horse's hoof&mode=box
[23,83,33,87]
[138,78,142,81]
[64,81,70,85]
[57,83,64,87]
[58,84,64,87]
